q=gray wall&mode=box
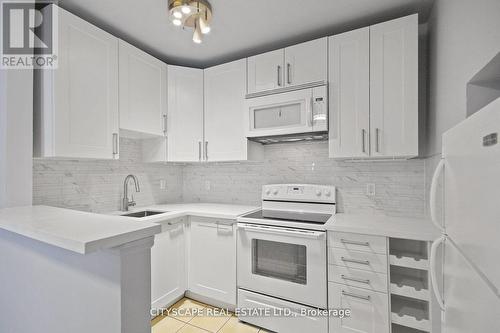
[33,138,183,213]
[426,0,500,156]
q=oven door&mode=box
[237,223,327,308]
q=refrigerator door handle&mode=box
[430,235,446,311]
[430,159,445,232]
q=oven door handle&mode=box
[238,224,324,239]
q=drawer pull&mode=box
[342,290,371,301]
[341,275,370,284]
[341,257,370,265]
[341,239,370,247]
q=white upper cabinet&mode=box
[284,38,328,88]
[370,14,418,158]
[204,60,263,161]
[34,5,120,159]
[247,49,284,95]
[247,38,327,96]
[119,40,167,137]
[328,14,418,159]
[329,28,370,159]
[166,65,204,162]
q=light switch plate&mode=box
[205,180,211,191]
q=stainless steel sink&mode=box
[122,210,167,218]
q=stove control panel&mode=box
[262,184,336,203]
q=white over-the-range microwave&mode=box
[244,86,328,143]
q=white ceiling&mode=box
[58,0,435,68]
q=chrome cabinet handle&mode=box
[361,129,366,153]
[277,65,282,87]
[375,128,380,153]
[342,290,371,301]
[287,63,292,84]
[341,257,370,265]
[112,133,118,156]
[162,114,167,134]
[341,239,370,247]
[198,141,202,161]
[205,141,208,160]
[309,97,314,127]
[341,275,370,284]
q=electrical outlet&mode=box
[205,180,211,191]
[160,179,167,190]
[366,183,376,196]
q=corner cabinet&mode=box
[204,59,263,161]
[188,217,237,306]
[119,40,167,137]
[166,65,204,162]
[329,14,418,159]
[34,5,120,159]
[247,38,327,96]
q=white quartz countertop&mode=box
[0,205,161,254]
[326,213,441,241]
[111,203,260,224]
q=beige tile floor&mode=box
[152,298,272,333]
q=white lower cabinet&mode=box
[151,218,187,309]
[329,283,389,333]
[188,217,236,305]
[328,231,390,333]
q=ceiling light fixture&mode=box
[168,0,212,44]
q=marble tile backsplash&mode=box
[183,141,427,218]
[33,138,183,213]
[34,139,428,218]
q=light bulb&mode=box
[173,11,182,19]
[192,22,202,43]
[181,5,191,14]
[199,16,210,34]
[172,18,182,26]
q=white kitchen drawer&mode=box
[238,289,328,333]
[329,232,387,254]
[328,282,389,333]
[328,265,388,293]
[329,248,388,273]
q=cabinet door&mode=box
[284,37,327,88]
[119,40,167,137]
[151,220,186,309]
[188,218,236,305]
[328,28,370,158]
[247,49,284,94]
[204,59,248,161]
[329,283,389,333]
[370,14,418,158]
[167,66,204,162]
[52,6,119,159]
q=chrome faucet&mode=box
[122,174,140,211]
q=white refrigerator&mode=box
[429,97,500,332]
